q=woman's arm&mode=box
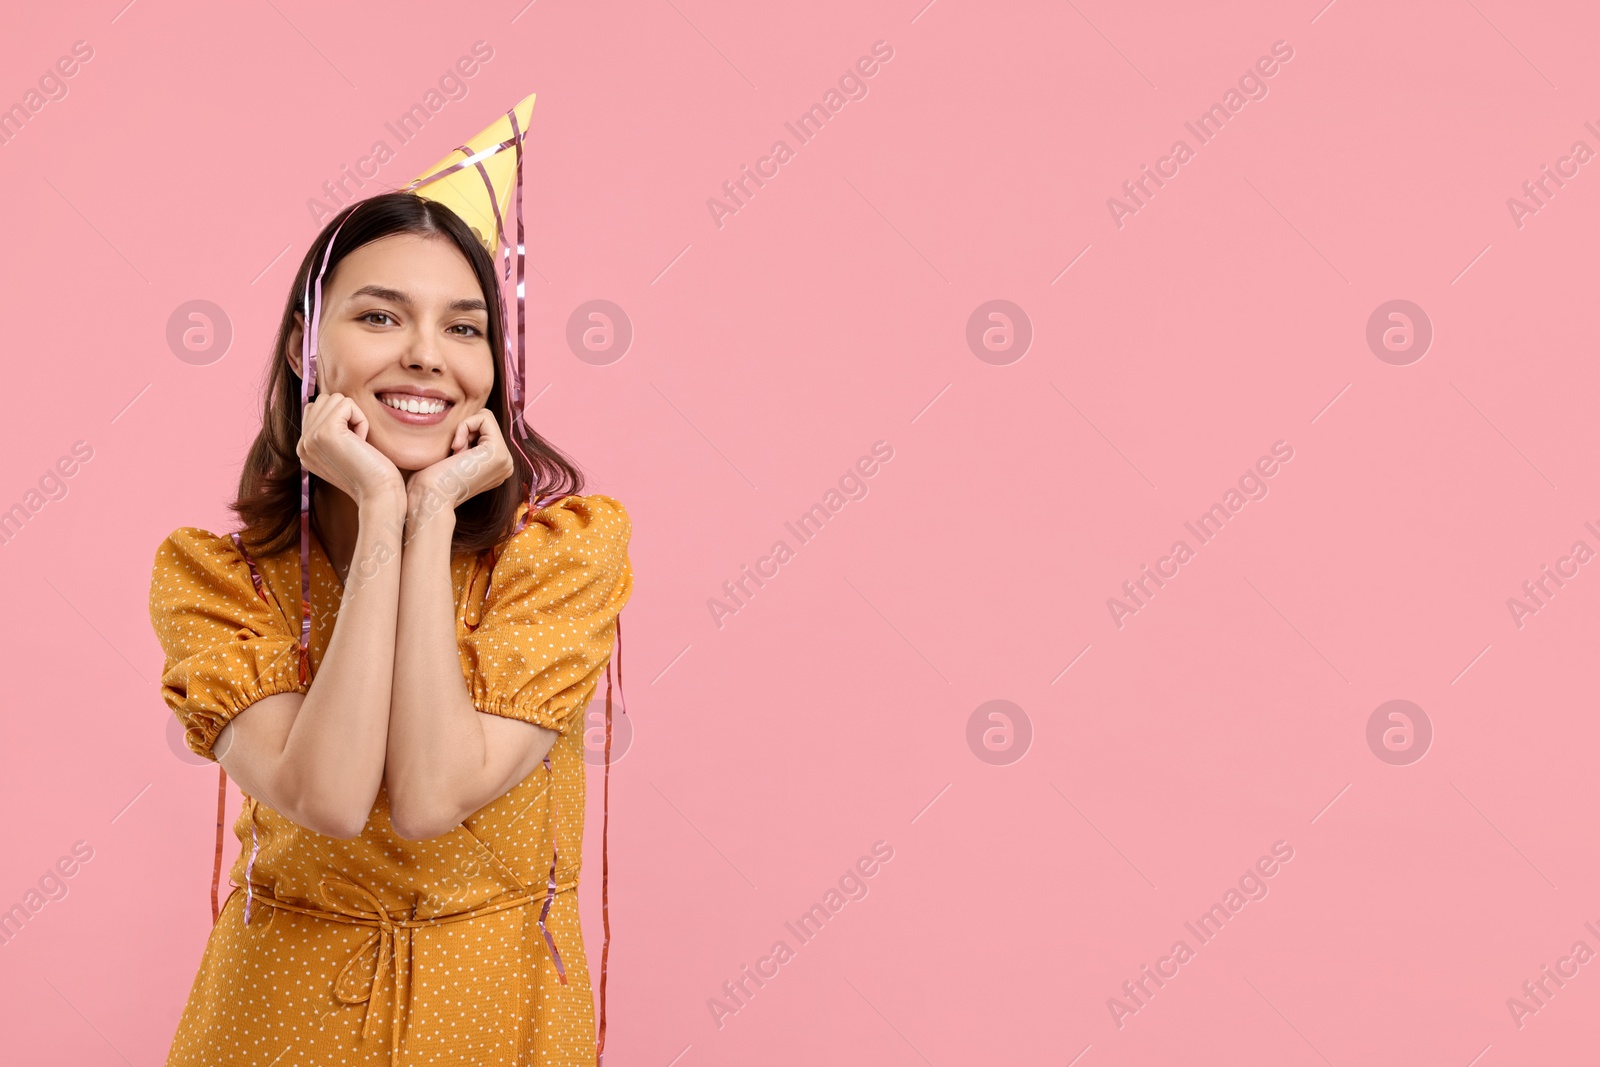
[384,489,557,841]
[213,489,408,839]
[211,389,411,839]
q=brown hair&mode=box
[228,191,583,559]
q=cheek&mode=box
[465,361,497,404]
[317,330,387,392]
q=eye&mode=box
[450,323,485,337]
[361,311,396,326]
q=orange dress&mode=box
[147,494,632,1066]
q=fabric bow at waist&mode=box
[243,875,574,1066]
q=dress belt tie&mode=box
[244,875,574,1067]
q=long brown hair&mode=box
[229,191,583,559]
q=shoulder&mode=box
[149,526,255,608]
[504,493,631,559]
[483,494,631,609]
[152,526,237,575]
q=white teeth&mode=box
[381,394,447,414]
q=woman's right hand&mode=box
[297,392,404,506]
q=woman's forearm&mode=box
[277,490,407,838]
[384,500,489,839]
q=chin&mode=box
[400,455,449,475]
[380,445,449,474]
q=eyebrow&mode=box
[348,284,487,314]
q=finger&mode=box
[473,409,503,438]
[471,410,504,447]
[461,413,486,449]
[305,393,336,429]
[347,399,370,441]
[329,396,357,432]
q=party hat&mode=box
[406,92,535,256]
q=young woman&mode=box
[148,191,631,1066]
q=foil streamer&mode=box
[222,531,276,926]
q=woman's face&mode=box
[289,231,496,475]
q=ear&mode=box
[285,310,305,380]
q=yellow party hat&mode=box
[405,92,536,254]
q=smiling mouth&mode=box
[378,393,451,415]
[376,393,454,426]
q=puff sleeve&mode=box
[149,528,306,762]
[459,494,634,736]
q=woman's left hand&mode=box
[404,409,516,528]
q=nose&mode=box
[405,325,447,374]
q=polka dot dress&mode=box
[148,495,633,1066]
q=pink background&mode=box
[2,1,1597,1063]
